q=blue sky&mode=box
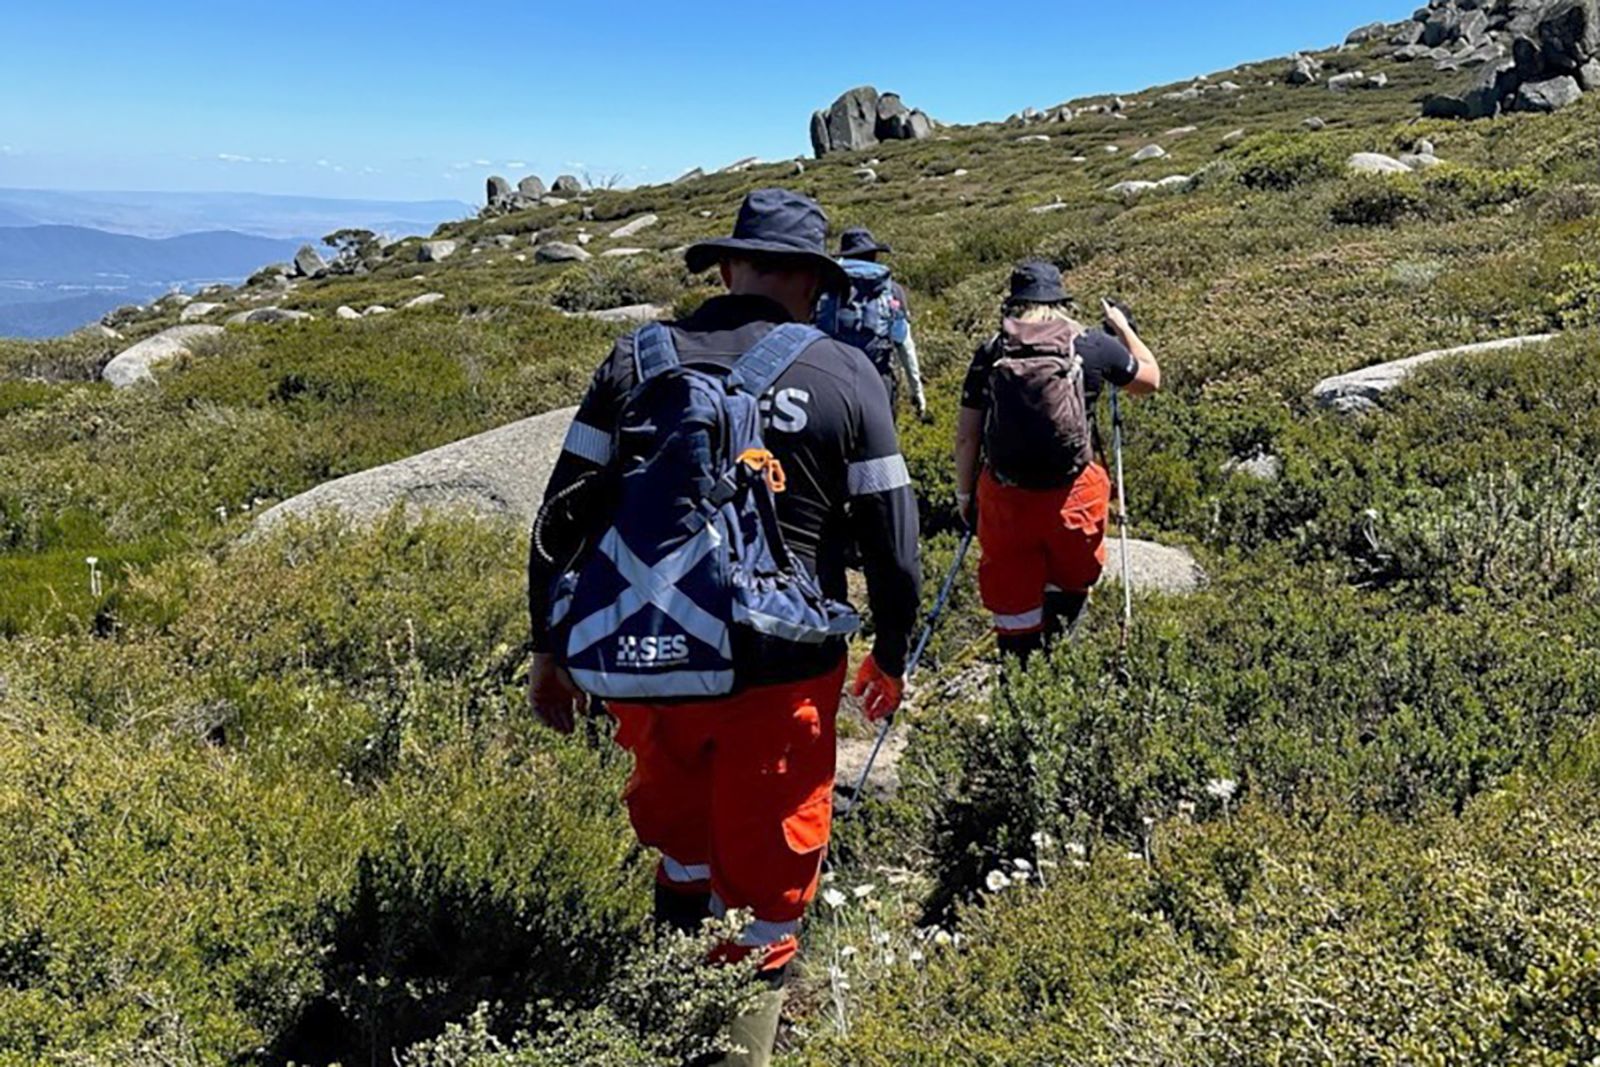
[0,0,1402,203]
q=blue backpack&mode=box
[549,322,860,701]
[815,259,908,369]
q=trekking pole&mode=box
[839,529,974,819]
[1111,386,1134,667]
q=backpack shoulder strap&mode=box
[631,322,680,383]
[729,323,825,397]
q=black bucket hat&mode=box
[1008,260,1071,304]
[839,226,892,258]
[685,188,848,289]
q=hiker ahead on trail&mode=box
[953,260,1161,664]
[816,227,929,422]
[527,188,921,1067]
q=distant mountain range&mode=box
[0,187,472,240]
[0,226,307,338]
[0,188,474,338]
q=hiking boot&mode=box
[707,985,785,1067]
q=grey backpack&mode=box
[984,317,1094,489]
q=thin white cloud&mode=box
[472,158,492,167]
[219,153,288,165]
[506,161,527,169]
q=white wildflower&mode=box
[822,888,848,909]
[909,948,925,964]
[852,884,876,899]
[1064,841,1088,859]
[1030,831,1055,851]
[1205,778,1239,802]
[985,869,1012,892]
[1012,857,1034,873]
[840,945,857,958]
[933,929,953,947]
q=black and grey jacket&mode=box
[529,294,922,683]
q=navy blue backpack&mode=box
[815,259,907,369]
[549,322,859,700]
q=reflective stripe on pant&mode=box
[608,659,846,972]
[977,464,1111,634]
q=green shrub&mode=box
[1231,133,1341,191]
[1424,162,1542,209]
[1329,174,1425,226]
[1549,260,1600,328]
[801,785,1600,1066]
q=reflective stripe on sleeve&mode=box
[847,454,911,496]
[562,419,613,465]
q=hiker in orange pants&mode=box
[954,261,1161,663]
[608,659,847,974]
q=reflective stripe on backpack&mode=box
[553,322,858,701]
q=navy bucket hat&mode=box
[685,188,848,289]
[838,226,892,258]
[1008,260,1071,304]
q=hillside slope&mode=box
[4,15,1600,1066]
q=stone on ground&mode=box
[252,406,579,533]
[572,303,670,325]
[608,213,659,240]
[1313,334,1561,412]
[1347,152,1413,175]
[101,325,225,389]
[1103,538,1207,596]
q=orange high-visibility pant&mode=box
[608,658,846,972]
[977,463,1111,634]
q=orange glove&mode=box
[852,654,905,723]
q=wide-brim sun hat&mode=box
[685,187,848,290]
[1008,259,1071,304]
[838,226,892,258]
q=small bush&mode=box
[1329,174,1425,226]
[1424,162,1542,210]
[1548,260,1600,328]
[1231,133,1341,191]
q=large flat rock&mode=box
[101,325,226,388]
[1103,537,1206,596]
[1313,335,1559,413]
[253,406,577,533]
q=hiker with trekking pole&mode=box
[952,260,1161,667]
[526,188,921,1067]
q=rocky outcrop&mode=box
[179,302,225,322]
[252,406,578,533]
[810,85,935,157]
[293,244,327,278]
[1313,334,1560,414]
[535,242,592,263]
[552,174,583,195]
[1347,152,1415,175]
[419,239,458,263]
[1386,0,1600,117]
[517,176,547,200]
[486,176,513,208]
[608,213,659,240]
[228,307,313,325]
[101,325,225,389]
[570,303,670,325]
